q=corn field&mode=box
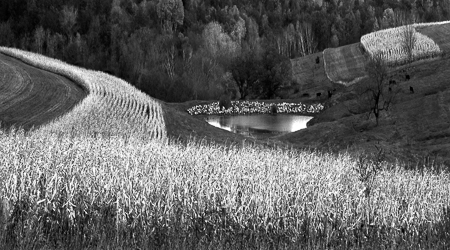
[1,48,450,248]
[361,24,442,66]
[0,129,449,249]
[0,47,166,140]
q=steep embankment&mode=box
[0,53,86,130]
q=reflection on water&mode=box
[205,114,313,137]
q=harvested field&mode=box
[323,43,367,86]
[290,52,330,86]
[416,22,450,53]
[0,53,86,130]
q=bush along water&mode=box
[187,101,324,116]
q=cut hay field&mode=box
[416,22,450,53]
[289,52,335,96]
[290,52,328,84]
[323,43,367,86]
[0,53,86,130]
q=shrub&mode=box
[218,93,232,111]
[270,104,278,114]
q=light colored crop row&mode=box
[413,20,450,27]
[0,129,449,247]
[0,47,166,140]
[361,24,442,65]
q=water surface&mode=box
[205,114,313,137]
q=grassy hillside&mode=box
[416,22,450,53]
[323,43,368,85]
[282,22,450,166]
[289,52,342,99]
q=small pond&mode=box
[205,114,313,138]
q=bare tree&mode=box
[33,26,45,54]
[296,22,317,56]
[156,0,185,33]
[360,54,397,126]
[402,24,417,64]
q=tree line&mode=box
[0,0,448,102]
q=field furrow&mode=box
[0,53,86,130]
[0,48,167,140]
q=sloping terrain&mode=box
[0,53,86,130]
[361,24,441,65]
[416,22,450,52]
[290,52,328,85]
[0,40,450,248]
[289,52,338,98]
[1,20,450,166]
[280,55,450,165]
[0,47,166,139]
[0,47,251,147]
[323,43,368,85]
[281,22,450,165]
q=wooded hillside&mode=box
[1,0,448,102]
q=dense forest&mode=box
[0,0,448,102]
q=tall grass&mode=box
[1,129,449,249]
[1,46,450,249]
[0,47,166,140]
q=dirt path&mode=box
[0,53,86,130]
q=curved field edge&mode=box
[416,22,450,53]
[0,53,87,130]
[1,130,450,248]
[360,21,450,66]
[0,47,166,140]
[323,43,367,86]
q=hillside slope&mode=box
[280,55,450,165]
[0,53,86,130]
[280,22,450,166]
[416,22,450,52]
[1,22,449,166]
[323,43,367,85]
[0,47,166,140]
